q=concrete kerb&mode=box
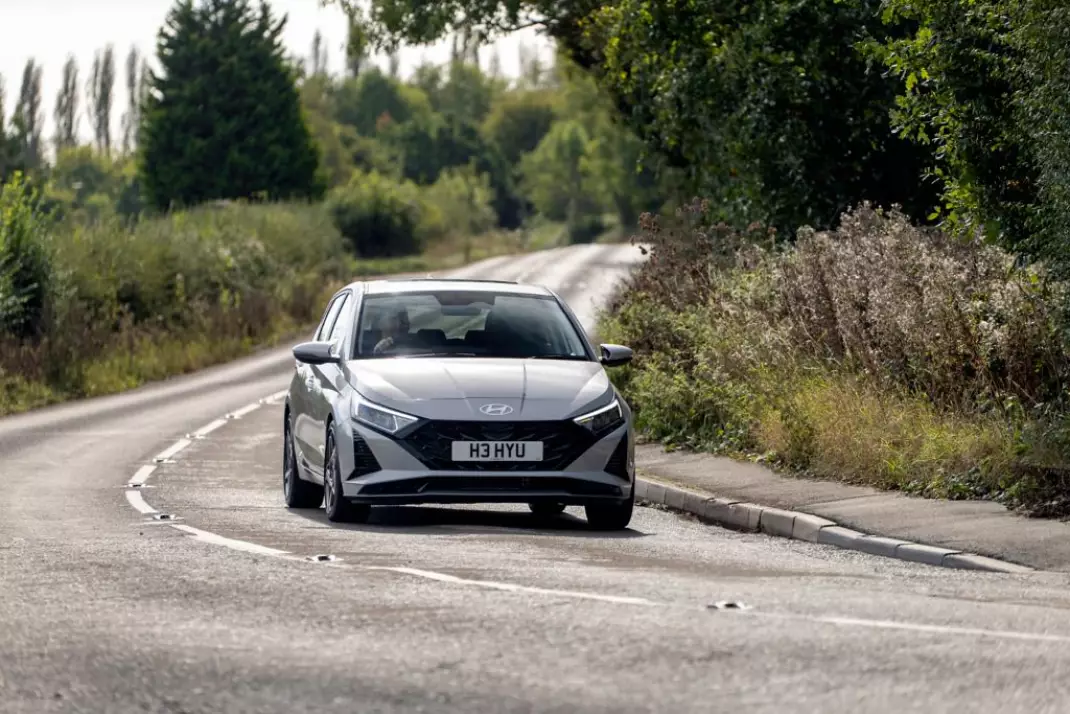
[633,476,1035,574]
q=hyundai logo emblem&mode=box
[479,403,514,416]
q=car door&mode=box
[293,292,347,477]
[307,291,353,473]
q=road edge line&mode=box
[634,477,1036,574]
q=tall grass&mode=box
[602,200,1070,515]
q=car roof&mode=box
[353,277,555,297]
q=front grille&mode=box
[350,434,382,478]
[604,435,630,479]
[360,476,622,497]
[399,420,597,471]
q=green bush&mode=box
[0,173,53,339]
[0,198,351,413]
[328,171,425,258]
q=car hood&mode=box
[344,358,613,420]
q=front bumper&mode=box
[335,418,634,505]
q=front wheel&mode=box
[323,428,371,524]
[585,491,634,531]
[283,414,324,509]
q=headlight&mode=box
[353,397,419,435]
[574,399,624,434]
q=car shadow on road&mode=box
[289,504,648,539]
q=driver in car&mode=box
[373,308,410,355]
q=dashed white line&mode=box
[154,438,192,463]
[169,523,292,556]
[369,566,661,607]
[228,402,261,420]
[744,611,1070,646]
[125,489,158,515]
[192,418,228,438]
[123,388,1070,648]
[128,464,157,487]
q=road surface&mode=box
[2,243,1070,714]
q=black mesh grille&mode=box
[350,434,382,478]
[399,420,596,471]
[604,435,629,479]
[359,476,622,497]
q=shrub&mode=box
[0,173,53,339]
[327,171,424,258]
[603,199,1070,513]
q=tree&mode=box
[12,60,44,171]
[874,0,1070,269]
[481,89,556,166]
[320,0,939,236]
[139,0,324,210]
[0,76,22,184]
[309,29,329,76]
[345,10,370,77]
[53,56,80,151]
[519,119,606,238]
[87,45,116,155]
[120,47,143,154]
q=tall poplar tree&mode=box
[53,56,80,151]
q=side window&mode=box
[326,294,350,344]
[314,295,345,341]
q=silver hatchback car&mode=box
[282,278,636,529]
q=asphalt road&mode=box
[3,243,1070,714]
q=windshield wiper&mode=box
[526,354,587,361]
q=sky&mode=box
[0,0,549,146]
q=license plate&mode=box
[451,441,544,462]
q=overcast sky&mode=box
[0,0,548,145]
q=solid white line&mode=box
[154,438,192,462]
[125,489,158,514]
[128,464,157,486]
[192,418,228,437]
[169,524,291,556]
[264,389,288,403]
[368,566,660,607]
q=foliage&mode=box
[327,170,425,258]
[0,173,52,339]
[603,201,1070,513]
[874,0,1070,271]
[138,0,324,210]
[420,165,498,240]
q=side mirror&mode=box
[293,341,340,365]
[599,343,633,367]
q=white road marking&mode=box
[228,402,261,419]
[154,438,192,463]
[368,566,661,606]
[169,524,291,556]
[123,388,1070,650]
[128,464,157,486]
[192,418,228,437]
[744,611,1070,645]
[125,489,158,514]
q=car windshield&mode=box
[353,290,591,360]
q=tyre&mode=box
[529,502,566,517]
[585,490,634,530]
[283,413,324,509]
[323,427,371,524]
